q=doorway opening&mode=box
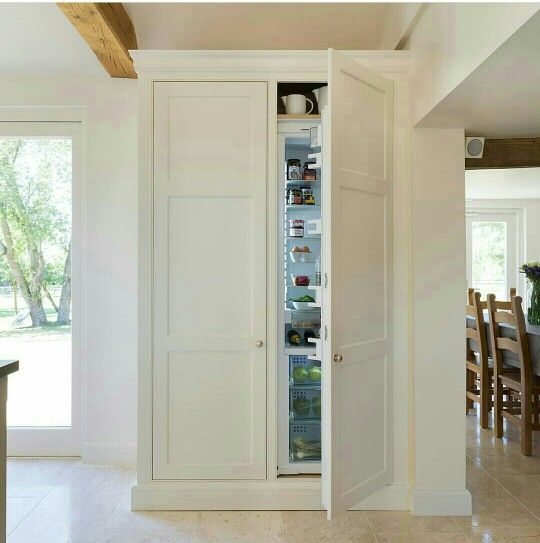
[0,121,82,456]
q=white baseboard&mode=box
[131,479,323,511]
[411,489,472,516]
[81,442,136,466]
[132,480,411,512]
[351,484,410,511]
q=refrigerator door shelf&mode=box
[307,337,322,361]
[307,152,322,169]
[307,286,322,308]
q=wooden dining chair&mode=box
[466,291,492,427]
[488,294,540,455]
[468,287,516,309]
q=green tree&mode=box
[0,138,72,327]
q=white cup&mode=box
[281,94,314,115]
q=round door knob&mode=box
[333,354,343,363]
[256,340,264,348]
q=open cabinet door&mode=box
[321,49,394,518]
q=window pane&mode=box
[0,137,72,427]
[471,221,507,300]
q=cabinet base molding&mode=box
[131,480,323,511]
[131,481,411,511]
[411,489,472,516]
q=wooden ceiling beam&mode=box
[57,3,138,79]
[466,138,540,170]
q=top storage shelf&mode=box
[278,114,321,121]
[277,81,327,117]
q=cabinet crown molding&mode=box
[131,50,411,76]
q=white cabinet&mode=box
[152,82,268,480]
[134,50,407,513]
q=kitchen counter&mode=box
[0,360,18,543]
[0,360,19,380]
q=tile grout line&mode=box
[465,451,540,522]
[91,475,137,543]
[7,458,80,536]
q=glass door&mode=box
[0,122,81,455]
[466,211,518,301]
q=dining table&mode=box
[467,313,540,375]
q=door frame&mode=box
[0,114,85,456]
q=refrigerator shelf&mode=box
[288,382,321,390]
[289,417,321,424]
[284,347,316,355]
[286,205,321,210]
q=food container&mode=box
[291,275,310,287]
[290,250,314,263]
[291,301,311,310]
[287,159,302,180]
[303,161,317,181]
[301,187,315,205]
[288,219,304,238]
[287,188,303,206]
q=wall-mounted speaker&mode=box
[465,137,485,159]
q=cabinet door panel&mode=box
[153,82,267,480]
[322,50,394,516]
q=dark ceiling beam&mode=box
[466,138,540,170]
[57,3,138,79]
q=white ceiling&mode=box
[419,10,540,138]
[466,168,540,200]
[0,3,396,76]
[0,3,105,76]
[124,3,394,50]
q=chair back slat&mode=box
[496,336,520,355]
[494,311,516,327]
[468,287,515,311]
[466,305,478,318]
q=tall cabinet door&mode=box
[152,82,267,480]
[321,50,394,516]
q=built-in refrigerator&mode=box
[277,120,323,475]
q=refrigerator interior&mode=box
[277,125,322,475]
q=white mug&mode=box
[281,94,314,115]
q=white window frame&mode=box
[466,207,524,302]
[0,114,85,456]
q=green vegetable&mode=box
[293,397,310,417]
[292,366,309,383]
[308,366,321,383]
[293,437,321,455]
[289,295,316,303]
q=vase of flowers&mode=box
[521,261,540,325]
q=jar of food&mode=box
[287,188,303,206]
[303,161,316,181]
[288,219,304,238]
[287,159,302,180]
[301,187,315,205]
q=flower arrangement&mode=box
[520,261,540,325]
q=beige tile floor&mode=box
[6,408,540,542]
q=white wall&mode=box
[0,76,138,464]
[403,3,539,125]
[411,128,471,515]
